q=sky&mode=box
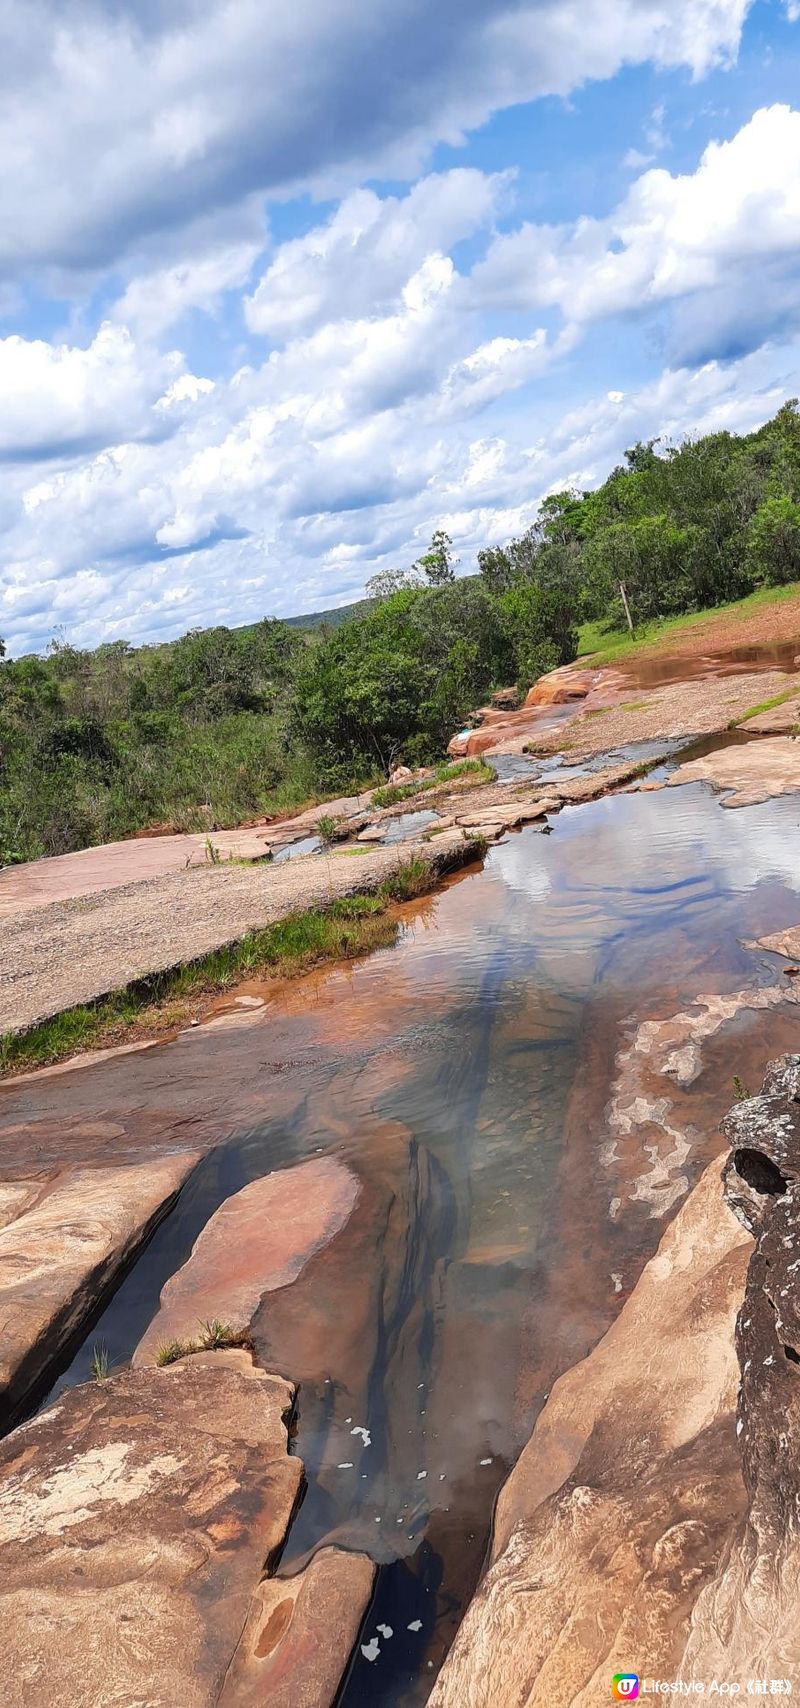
[2,1,800,656]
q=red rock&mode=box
[219,1545,375,1707]
[0,1154,199,1427]
[135,1158,359,1366]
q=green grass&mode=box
[91,1343,110,1382]
[733,686,800,724]
[577,583,800,667]
[316,813,342,844]
[0,854,468,1078]
[155,1319,254,1367]
[372,758,494,809]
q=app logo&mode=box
[612,1677,639,1701]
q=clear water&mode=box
[7,781,800,1704]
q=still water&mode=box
[10,780,800,1704]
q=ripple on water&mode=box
[12,781,800,1707]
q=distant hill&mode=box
[283,596,370,630]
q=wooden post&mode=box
[619,580,634,635]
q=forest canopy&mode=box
[2,400,800,864]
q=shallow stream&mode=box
[10,778,800,1704]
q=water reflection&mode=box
[5,782,800,1705]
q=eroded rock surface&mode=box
[0,1353,374,1708]
[680,1057,800,1685]
[434,1054,800,1704]
[0,1154,198,1425]
[430,1156,750,1706]
[668,733,800,807]
[135,1157,359,1366]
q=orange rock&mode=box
[135,1158,359,1366]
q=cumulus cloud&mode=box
[0,0,755,278]
[472,104,800,361]
[245,169,508,338]
[3,331,795,657]
[0,323,197,459]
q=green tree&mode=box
[747,495,800,585]
[415,529,457,585]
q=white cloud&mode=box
[0,0,755,278]
[0,323,192,459]
[473,105,800,352]
[245,169,507,339]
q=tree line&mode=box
[2,399,800,863]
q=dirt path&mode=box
[635,587,800,659]
[0,832,477,1036]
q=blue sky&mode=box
[2,0,800,654]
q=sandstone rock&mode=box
[219,1544,375,1707]
[389,765,415,784]
[430,1156,750,1707]
[0,1357,305,1708]
[677,1057,800,1685]
[455,797,560,831]
[135,1158,359,1366]
[0,1154,198,1427]
[491,687,520,711]
[667,734,800,807]
[357,823,386,842]
[524,666,597,708]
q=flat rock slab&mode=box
[1,828,476,1037]
[0,1355,326,1708]
[668,733,800,807]
[0,1154,198,1426]
[136,1158,359,1366]
[753,923,800,960]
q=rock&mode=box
[523,666,598,708]
[459,824,506,842]
[0,1154,198,1427]
[430,1155,751,1706]
[356,823,386,843]
[0,1357,299,1708]
[741,697,800,733]
[389,765,415,784]
[455,797,560,831]
[667,734,800,807]
[753,923,800,960]
[491,688,520,711]
[219,1544,375,1707]
[136,1159,360,1367]
[678,1058,800,1685]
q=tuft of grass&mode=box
[316,813,342,845]
[0,852,475,1078]
[90,1342,110,1382]
[732,1075,751,1102]
[156,1339,188,1368]
[156,1319,254,1366]
[372,758,494,809]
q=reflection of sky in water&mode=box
[481,783,800,992]
[20,777,800,1708]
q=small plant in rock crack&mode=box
[316,814,341,845]
[733,1075,752,1102]
[91,1342,110,1381]
[198,1317,235,1349]
[204,836,222,864]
